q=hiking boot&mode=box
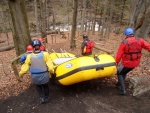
[116,83,121,90]
[116,82,120,87]
[39,97,45,104]
[44,97,50,102]
[118,90,126,95]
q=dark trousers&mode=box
[36,83,49,98]
[117,64,134,91]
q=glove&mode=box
[20,55,26,63]
[19,72,24,77]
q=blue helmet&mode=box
[32,39,41,47]
[124,28,134,36]
[20,55,26,63]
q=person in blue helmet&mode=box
[20,45,33,64]
[19,39,54,104]
[116,28,150,95]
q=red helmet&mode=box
[27,45,33,52]
[38,37,44,42]
[40,45,45,51]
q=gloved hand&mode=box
[19,72,24,77]
[20,55,26,64]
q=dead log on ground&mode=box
[0,40,7,43]
[0,45,14,52]
[30,30,62,37]
[74,39,114,54]
[10,52,27,82]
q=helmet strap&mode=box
[126,34,134,38]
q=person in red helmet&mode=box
[20,45,33,64]
[27,45,33,52]
[38,37,46,51]
[38,37,44,43]
[116,28,150,95]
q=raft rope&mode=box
[56,62,116,80]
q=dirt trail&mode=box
[0,32,150,113]
[0,79,150,113]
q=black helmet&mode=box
[32,39,41,47]
[83,34,88,39]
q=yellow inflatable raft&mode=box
[49,52,76,61]
[52,54,117,85]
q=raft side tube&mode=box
[54,54,117,85]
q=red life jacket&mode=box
[123,37,142,61]
[85,40,95,53]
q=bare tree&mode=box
[128,0,144,28]
[70,0,78,48]
[106,0,113,38]
[81,0,86,35]
[136,10,150,39]
[52,0,56,30]
[34,0,40,33]
[41,0,47,38]
[119,0,127,24]
[8,0,31,56]
[134,0,150,31]
[92,0,98,35]
[100,0,108,40]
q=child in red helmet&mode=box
[20,45,33,64]
[38,37,46,51]
[38,37,44,43]
[27,45,33,52]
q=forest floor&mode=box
[0,31,150,113]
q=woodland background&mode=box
[0,0,150,109]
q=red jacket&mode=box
[116,37,150,68]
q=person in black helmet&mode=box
[81,34,94,56]
[19,39,54,104]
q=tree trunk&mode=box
[8,0,31,56]
[107,0,113,38]
[46,0,49,31]
[128,0,144,28]
[81,0,86,35]
[134,0,150,31]
[92,0,99,35]
[136,10,150,39]
[0,45,14,52]
[34,0,40,33]
[70,0,78,48]
[67,0,70,28]
[41,0,47,38]
[100,0,107,40]
[52,0,56,30]
[119,0,126,24]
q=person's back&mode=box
[116,34,150,68]
[19,39,54,104]
[81,34,94,56]
[116,27,150,95]
[20,45,33,64]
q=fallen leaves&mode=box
[0,31,150,100]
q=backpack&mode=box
[85,40,95,53]
[87,40,94,48]
[123,37,142,60]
